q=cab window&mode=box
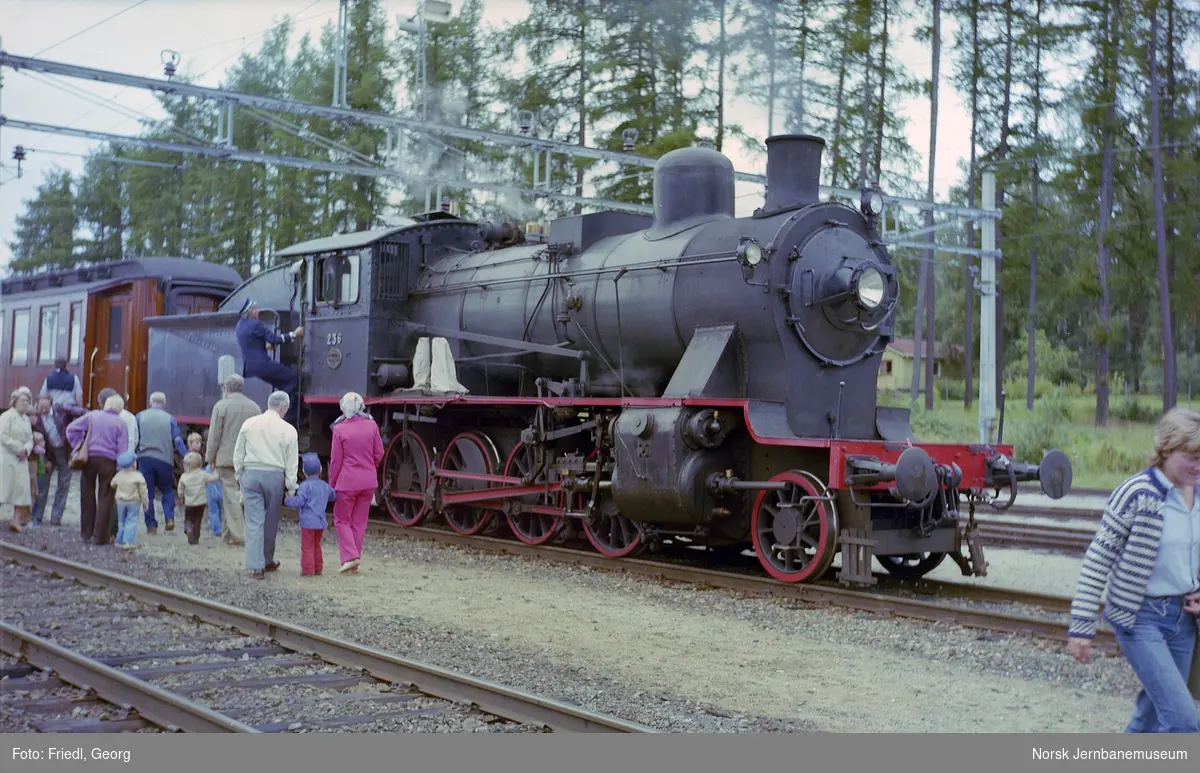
[315,251,361,306]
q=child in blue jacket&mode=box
[285,453,337,576]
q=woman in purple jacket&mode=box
[328,393,384,573]
[67,394,129,544]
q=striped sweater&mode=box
[1068,469,1170,639]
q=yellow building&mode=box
[877,338,962,393]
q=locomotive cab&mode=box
[285,218,494,449]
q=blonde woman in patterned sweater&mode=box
[1067,408,1200,733]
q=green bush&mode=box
[876,389,908,408]
[1087,438,1147,475]
[1110,398,1159,424]
[943,379,967,401]
[1004,396,1070,461]
[910,410,960,441]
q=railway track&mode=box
[0,542,655,734]
[1004,505,1103,522]
[976,520,1093,554]
[295,513,1118,655]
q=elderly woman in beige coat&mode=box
[1,387,36,531]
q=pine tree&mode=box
[8,169,78,272]
[395,0,508,218]
[1147,0,1174,409]
[586,0,713,204]
[497,0,598,219]
[1086,0,1125,425]
[74,151,127,263]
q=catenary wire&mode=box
[32,0,155,58]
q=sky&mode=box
[0,0,983,274]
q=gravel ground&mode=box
[4,478,1168,734]
[0,561,551,733]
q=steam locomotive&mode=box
[146,133,1073,586]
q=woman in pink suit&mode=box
[328,392,384,573]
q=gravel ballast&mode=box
[1,482,1159,733]
[1,562,563,734]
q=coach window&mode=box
[69,302,83,363]
[10,309,30,366]
[39,306,59,365]
[107,306,123,355]
[315,251,361,306]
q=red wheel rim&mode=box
[438,432,499,535]
[579,448,642,557]
[383,429,430,527]
[502,442,565,545]
[583,513,643,558]
[750,470,838,583]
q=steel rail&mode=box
[1002,505,1103,521]
[0,622,258,733]
[874,576,1074,615]
[0,542,656,734]
[977,521,1092,554]
[337,518,1118,653]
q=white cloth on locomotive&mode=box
[411,337,432,390]
[408,336,468,394]
[430,337,468,394]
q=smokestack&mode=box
[760,134,825,215]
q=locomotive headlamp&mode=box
[860,187,884,217]
[855,266,886,309]
[737,238,763,267]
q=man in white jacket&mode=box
[233,391,299,580]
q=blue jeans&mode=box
[138,457,175,529]
[1113,596,1200,733]
[115,502,141,546]
[207,486,223,535]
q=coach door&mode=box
[90,291,134,408]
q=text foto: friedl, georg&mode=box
[13,748,131,763]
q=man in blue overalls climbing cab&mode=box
[235,299,305,425]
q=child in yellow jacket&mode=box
[177,452,220,545]
[111,452,149,549]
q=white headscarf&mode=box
[10,386,32,409]
[332,392,372,425]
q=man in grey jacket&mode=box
[206,375,261,546]
[136,392,189,533]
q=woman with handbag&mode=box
[1,387,35,532]
[66,394,129,545]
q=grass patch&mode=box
[886,391,1160,491]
